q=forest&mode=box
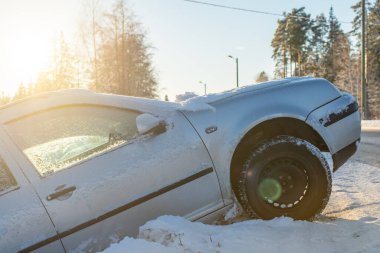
[271,1,380,119]
[6,0,158,104]
[2,0,379,119]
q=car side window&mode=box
[6,105,140,177]
[0,157,17,193]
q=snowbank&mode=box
[102,214,380,253]
[175,92,198,102]
[139,215,380,253]
[362,120,380,130]
[99,237,177,253]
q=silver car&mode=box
[0,77,360,252]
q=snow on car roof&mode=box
[0,77,315,113]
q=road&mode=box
[323,129,380,221]
[355,129,380,168]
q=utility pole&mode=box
[228,55,239,87]
[361,0,367,119]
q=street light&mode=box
[228,55,239,88]
[199,81,207,95]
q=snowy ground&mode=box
[101,125,380,253]
[362,120,380,130]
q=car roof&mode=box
[0,77,324,120]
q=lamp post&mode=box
[199,81,207,95]
[228,55,239,88]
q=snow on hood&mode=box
[177,77,314,112]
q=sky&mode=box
[0,0,359,100]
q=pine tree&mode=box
[286,7,311,76]
[32,33,77,93]
[367,0,380,118]
[13,83,27,100]
[334,33,353,92]
[351,1,371,51]
[323,7,346,83]
[79,0,102,90]
[93,0,157,98]
[54,32,77,89]
[272,8,311,78]
[272,17,289,78]
[305,14,328,76]
[0,93,10,105]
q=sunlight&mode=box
[3,28,52,95]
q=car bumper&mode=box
[306,93,361,171]
[332,139,359,171]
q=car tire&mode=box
[237,135,332,220]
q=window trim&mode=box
[0,185,20,196]
[4,104,142,124]
[4,104,147,178]
[0,157,19,196]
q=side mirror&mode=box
[136,113,166,136]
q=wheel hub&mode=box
[257,158,309,209]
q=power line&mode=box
[183,0,351,24]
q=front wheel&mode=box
[237,136,332,220]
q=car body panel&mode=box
[306,93,361,154]
[0,139,65,253]
[182,78,343,199]
[0,94,223,252]
[0,77,361,252]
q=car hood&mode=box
[177,77,332,112]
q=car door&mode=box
[0,139,64,253]
[4,104,223,252]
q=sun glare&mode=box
[2,28,52,95]
[0,0,77,97]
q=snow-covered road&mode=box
[101,129,380,253]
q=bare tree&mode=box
[79,0,102,91]
[95,0,157,97]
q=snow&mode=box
[176,76,313,112]
[362,120,380,130]
[97,237,178,253]
[100,145,380,253]
[139,215,380,253]
[223,203,239,221]
[136,113,161,134]
[179,99,216,112]
[175,92,198,102]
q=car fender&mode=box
[182,80,341,200]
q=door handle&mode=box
[47,186,76,201]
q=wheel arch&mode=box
[230,116,329,196]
